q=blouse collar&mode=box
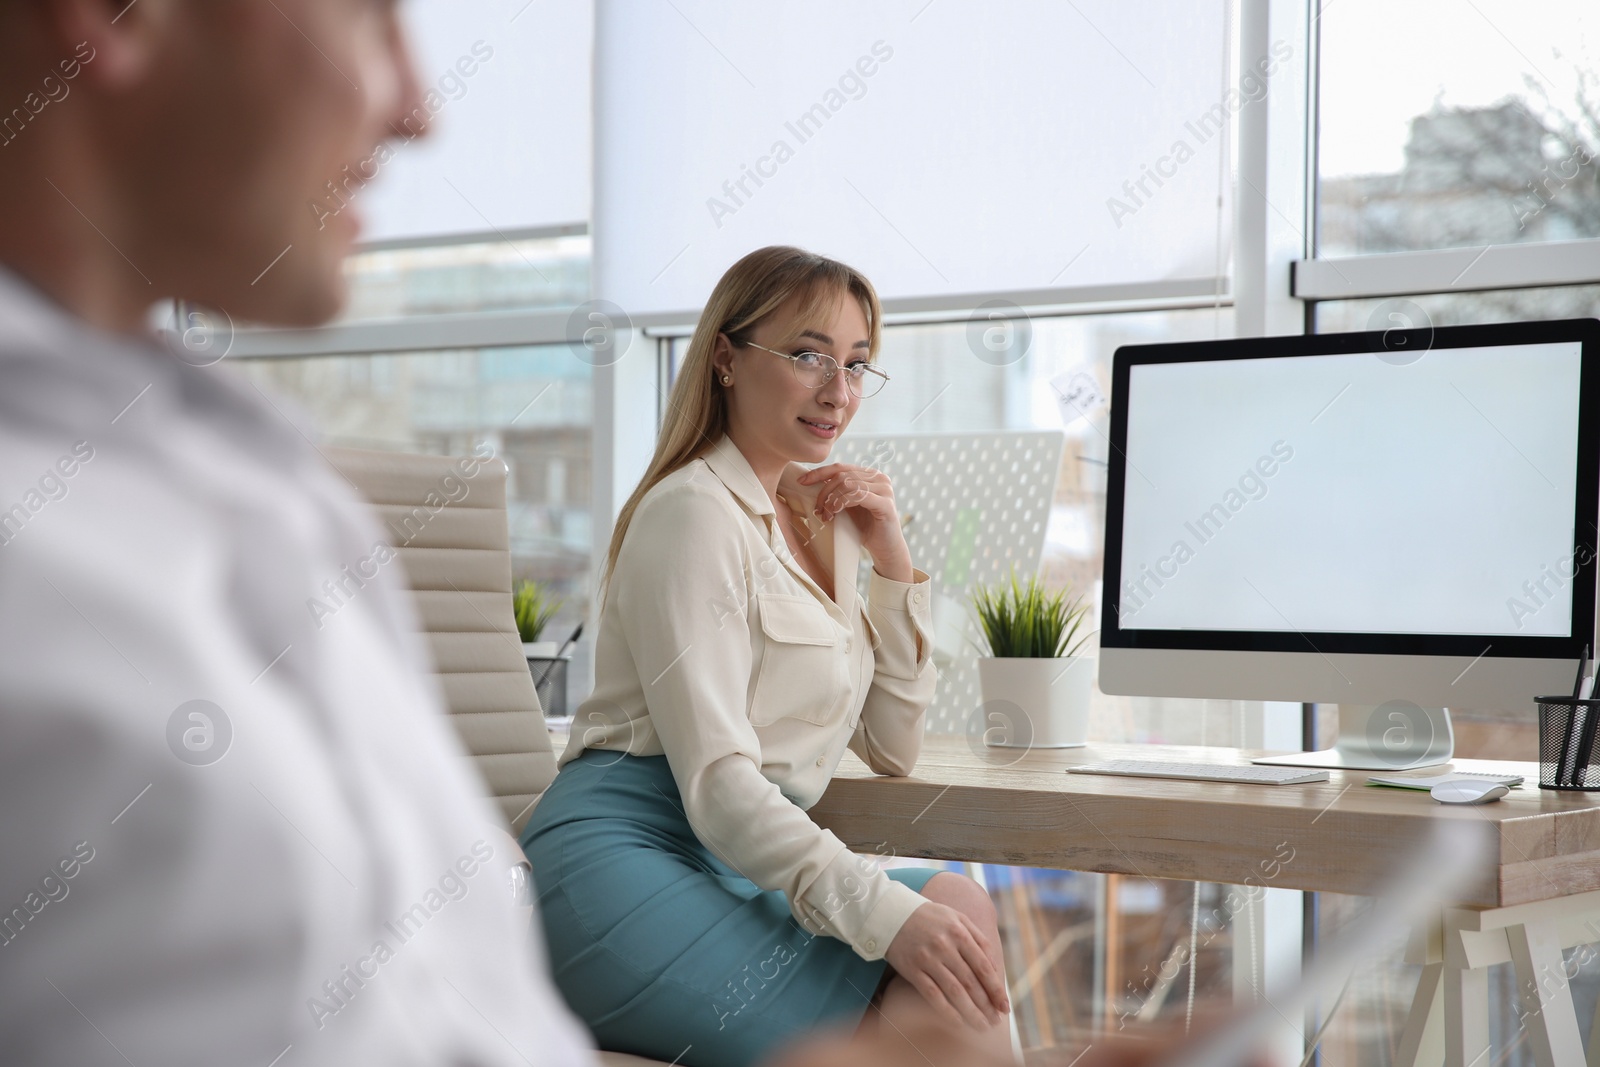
[699,432,863,613]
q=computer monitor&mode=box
[1098,318,1600,770]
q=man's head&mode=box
[0,0,428,331]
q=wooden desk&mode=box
[805,736,1600,1067]
[808,736,1600,909]
[549,729,1600,1066]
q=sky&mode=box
[1318,0,1597,177]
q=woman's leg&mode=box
[855,870,1016,1064]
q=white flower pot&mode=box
[522,641,558,658]
[976,656,1095,748]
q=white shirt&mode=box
[0,267,597,1066]
[563,432,940,961]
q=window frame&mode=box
[1295,0,1600,307]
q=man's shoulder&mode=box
[0,316,174,462]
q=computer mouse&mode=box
[1430,779,1510,805]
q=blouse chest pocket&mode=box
[750,593,844,726]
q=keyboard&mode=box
[1066,759,1331,785]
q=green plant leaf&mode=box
[512,579,564,643]
[965,565,1097,658]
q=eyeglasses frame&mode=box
[734,339,891,399]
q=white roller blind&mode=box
[595,0,1234,317]
[360,0,591,245]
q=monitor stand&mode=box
[1251,703,1455,771]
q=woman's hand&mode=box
[796,463,911,579]
[882,899,1010,1031]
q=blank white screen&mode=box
[1117,342,1584,637]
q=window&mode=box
[360,0,592,244]
[1316,0,1600,256]
[596,0,1234,315]
[1314,282,1600,332]
[233,344,594,707]
[338,234,591,323]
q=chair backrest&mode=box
[323,446,558,834]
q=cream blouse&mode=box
[560,432,939,961]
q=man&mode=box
[0,2,598,1063]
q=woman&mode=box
[520,246,1012,1067]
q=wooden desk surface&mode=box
[549,730,1600,908]
[816,736,1600,909]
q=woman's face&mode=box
[719,291,870,468]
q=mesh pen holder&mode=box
[527,655,571,719]
[1536,696,1600,789]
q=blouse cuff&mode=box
[866,566,935,677]
[853,878,931,961]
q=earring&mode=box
[721,375,732,385]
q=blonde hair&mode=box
[599,245,883,607]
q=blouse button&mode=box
[911,591,926,606]
[844,638,852,653]
[865,939,877,953]
[816,755,826,766]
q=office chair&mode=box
[325,446,667,1067]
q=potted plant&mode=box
[969,569,1096,748]
[513,579,564,657]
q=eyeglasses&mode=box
[739,341,890,399]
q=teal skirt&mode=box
[520,747,942,1067]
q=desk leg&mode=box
[1396,962,1444,1067]
[1443,962,1489,1067]
[1103,873,1121,1034]
[1506,920,1585,1067]
[1589,977,1600,1067]
[962,862,1024,1066]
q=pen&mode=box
[534,621,584,695]
[1560,644,1589,786]
[1579,670,1599,787]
